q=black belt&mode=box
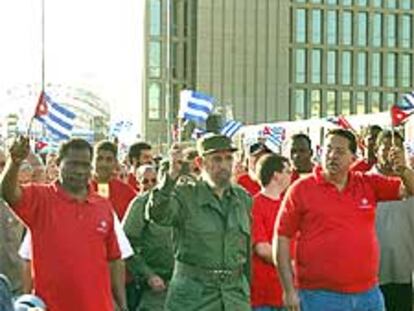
[174,261,243,283]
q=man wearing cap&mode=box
[146,133,252,311]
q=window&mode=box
[149,0,161,36]
[148,83,161,119]
[311,90,321,119]
[400,0,411,9]
[357,13,367,46]
[296,9,307,43]
[371,92,380,113]
[312,49,322,83]
[386,15,396,47]
[343,0,352,5]
[310,0,322,3]
[384,93,395,110]
[401,15,412,48]
[327,11,337,45]
[372,53,381,87]
[341,91,351,115]
[372,0,382,7]
[357,0,367,5]
[312,10,322,44]
[356,92,366,114]
[372,14,382,47]
[357,52,367,86]
[343,12,352,45]
[342,51,352,85]
[294,90,306,120]
[387,0,396,8]
[401,54,412,87]
[296,49,307,83]
[326,0,338,4]
[327,91,337,116]
[327,51,336,84]
[386,53,396,87]
[149,41,161,77]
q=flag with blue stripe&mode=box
[34,91,76,141]
[179,90,214,124]
[220,120,243,138]
[191,127,207,140]
[263,126,285,153]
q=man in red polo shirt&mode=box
[91,140,137,220]
[288,133,314,182]
[0,137,128,311]
[251,153,291,311]
[275,129,414,311]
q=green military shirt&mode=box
[146,174,252,311]
[123,193,174,283]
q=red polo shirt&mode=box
[11,182,121,311]
[277,166,401,293]
[350,158,375,173]
[90,178,137,220]
[237,173,261,196]
[127,173,140,192]
[251,193,284,307]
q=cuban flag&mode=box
[178,90,214,124]
[34,91,76,141]
[263,125,285,153]
[326,115,354,131]
[220,120,243,138]
[391,92,414,126]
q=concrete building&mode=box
[142,0,414,143]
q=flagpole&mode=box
[27,0,46,137]
[165,0,172,146]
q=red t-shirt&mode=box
[277,166,401,293]
[91,178,137,220]
[127,173,140,192]
[251,193,284,307]
[350,158,375,173]
[237,173,261,196]
[12,182,121,311]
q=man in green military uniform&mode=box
[146,134,252,311]
[123,165,174,311]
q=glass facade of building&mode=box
[290,0,414,120]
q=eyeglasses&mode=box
[142,178,157,185]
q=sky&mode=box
[0,0,144,133]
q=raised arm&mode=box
[0,136,30,206]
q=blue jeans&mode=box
[252,307,286,311]
[299,286,385,311]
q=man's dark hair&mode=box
[291,133,312,150]
[128,142,152,163]
[257,154,290,187]
[94,140,118,158]
[326,129,357,154]
[57,138,93,162]
[376,130,404,147]
[362,125,382,138]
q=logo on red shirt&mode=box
[96,220,109,233]
[358,198,373,209]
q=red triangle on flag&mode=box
[35,140,48,151]
[35,91,48,117]
[262,126,272,136]
[391,105,412,127]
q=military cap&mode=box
[197,133,237,156]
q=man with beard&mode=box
[275,129,414,311]
[0,137,127,311]
[146,134,252,311]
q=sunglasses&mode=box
[142,178,157,184]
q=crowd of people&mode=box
[0,124,413,311]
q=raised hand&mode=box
[389,146,407,176]
[9,136,30,165]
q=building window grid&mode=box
[290,2,414,119]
